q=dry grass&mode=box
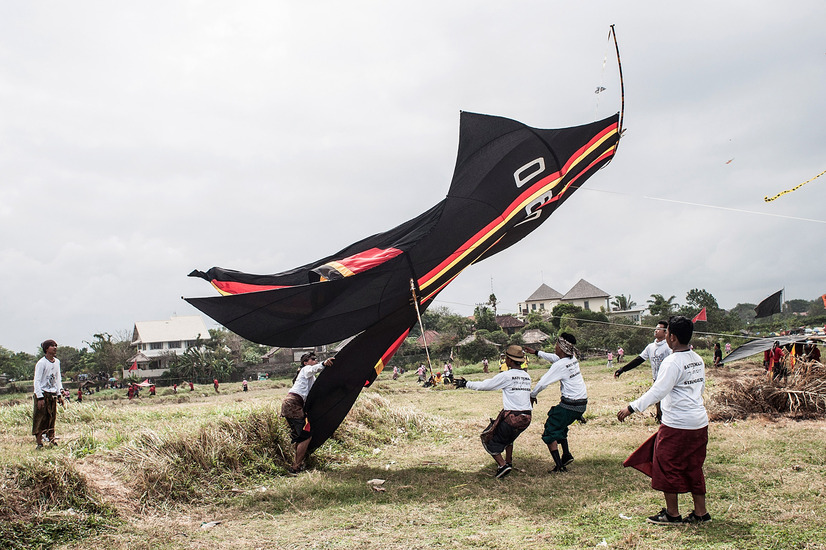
[2,360,826,549]
[708,360,826,420]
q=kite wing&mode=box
[186,111,620,451]
[185,112,620,347]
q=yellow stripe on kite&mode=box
[326,260,356,278]
[419,130,617,291]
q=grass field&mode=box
[1,356,825,549]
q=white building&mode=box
[127,316,211,378]
[561,279,610,312]
[517,283,563,316]
[518,279,610,317]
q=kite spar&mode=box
[186,111,621,451]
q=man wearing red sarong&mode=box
[617,315,711,525]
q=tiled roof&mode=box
[562,279,609,300]
[496,315,526,328]
[526,283,563,301]
[132,316,211,345]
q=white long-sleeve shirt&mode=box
[466,369,533,411]
[639,339,672,380]
[288,363,325,400]
[531,351,587,401]
[630,349,708,430]
[33,356,63,398]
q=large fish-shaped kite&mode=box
[186,111,620,451]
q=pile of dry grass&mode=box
[114,404,293,503]
[709,360,826,420]
[0,456,107,522]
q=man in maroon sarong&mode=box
[617,315,711,525]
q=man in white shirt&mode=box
[455,345,532,479]
[280,352,335,474]
[614,320,672,422]
[525,333,588,473]
[617,316,710,525]
[32,339,64,449]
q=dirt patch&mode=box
[74,457,140,516]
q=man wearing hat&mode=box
[280,352,335,474]
[455,344,532,479]
[525,332,588,473]
[32,339,64,449]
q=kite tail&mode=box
[610,24,625,147]
[764,169,825,202]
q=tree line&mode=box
[2,290,823,381]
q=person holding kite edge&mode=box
[281,352,335,474]
[617,316,710,525]
[525,333,587,473]
[613,320,671,423]
[454,345,532,479]
[186,110,621,456]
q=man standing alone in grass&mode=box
[32,339,63,450]
[617,315,710,525]
[525,333,587,473]
[455,345,532,479]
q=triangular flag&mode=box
[692,307,707,323]
[129,361,138,371]
[821,294,826,309]
[755,290,782,318]
[789,344,796,371]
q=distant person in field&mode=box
[213,378,219,393]
[617,316,710,525]
[525,333,587,473]
[614,320,672,423]
[281,352,335,474]
[454,345,532,479]
[32,339,64,449]
[713,343,723,367]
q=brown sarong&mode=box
[280,392,305,419]
[32,392,58,436]
[623,424,708,495]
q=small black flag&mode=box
[754,290,782,318]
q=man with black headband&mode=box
[525,333,587,473]
[280,352,335,474]
[32,339,64,449]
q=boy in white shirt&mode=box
[32,339,64,449]
[281,352,335,473]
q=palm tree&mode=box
[611,294,637,311]
[647,294,677,317]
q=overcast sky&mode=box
[1,2,824,354]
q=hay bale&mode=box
[708,360,826,421]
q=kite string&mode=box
[410,278,435,378]
[571,185,826,225]
[764,169,825,202]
